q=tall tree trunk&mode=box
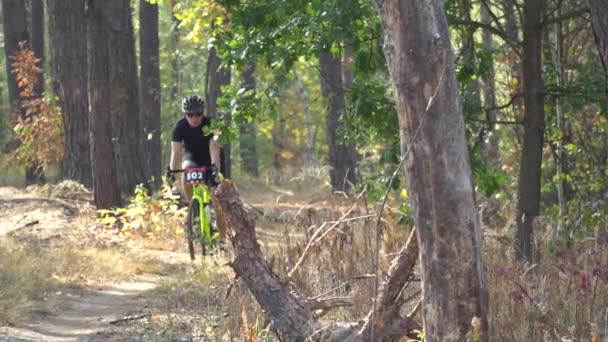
[516,0,545,264]
[589,0,608,83]
[107,0,147,195]
[504,0,524,129]
[481,4,499,164]
[47,0,92,187]
[205,46,232,178]
[169,0,180,112]
[2,0,43,184]
[239,61,259,177]
[27,0,46,184]
[139,0,161,188]
[2,0,28,110]
[319,52,358,192]
[30,0,44,97]
[373,0,489,340]
[87,0,120,209]
[294,67,315,166]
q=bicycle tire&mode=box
[205,203,223,255]
[186,199,200,260]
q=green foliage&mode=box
[98,183,185,238]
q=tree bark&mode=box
[2,0,44,184]
[205,46,232,178]
[480,4,499,164]
[239,61,259,177]
[212,180,423,341]
[589,0,608,82]
[516,0,545,264]
[30,0,44,98]
[47,0,92,187]
[213,181,316,341]
[2,0,28,109]
[87,0,120,209]
[319,52,358,192]
[359,229,422,340]
[169,0,180,110]
[26,0,46,184]
[107,0,148,195]
[373,0,489,340]
[139,0,161,188]
[294,67,316,166]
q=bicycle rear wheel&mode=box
[186,199,200,260]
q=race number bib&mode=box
[185,167,208,184]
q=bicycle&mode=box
[167,166,222,260]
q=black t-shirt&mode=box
[171,117,213,166]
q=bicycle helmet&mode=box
[182,95,205,113]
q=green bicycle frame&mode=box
[191,182,213,244]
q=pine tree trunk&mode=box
[169,0,180,112]
[107,0,148,195]
[294,67,315,166]
[373,0,489,340]
[239,61,259,177]
[27,0,46,184]
[516,0,545,264]
[2,0,44,184]
[319,52,358,192]
[205,46,232,178]
[139,0,161,188]
[589,0,608,82]
[480,4,499,164]
[87,0,120,209]
[47,0,92,187]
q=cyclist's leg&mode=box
[181,155,198,202]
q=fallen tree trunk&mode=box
[212,181,421,341]
[213,180,316,341]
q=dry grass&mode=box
[0,237,167,323]
[486,231,608,340]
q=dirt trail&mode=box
[0,181,324,341]
[0,276,163,342]
[0,184,186,341]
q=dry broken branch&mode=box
[212,181,422,341]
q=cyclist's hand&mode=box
[166,166,175,183]
[211,164,224,185]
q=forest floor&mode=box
[0,180,340,341]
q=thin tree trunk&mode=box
[139,0,161,188]
[516,0,545,264]
[239,61,259,177]
[504,0,524,135]
[87,0,120,209]
[552,3,566,237]
[169,0,180,112]
[319,52,358,192]
[205,46,232,178]
[27,0,46,184]
[589,0,608,82]
[2,0,44,184]
[373,0,489,340]
[294,67,315,166]
[2,0,28,110]
[31,0,44,97]
[481,4,499,164]
[107,0,148,195]
[47,0,92,187]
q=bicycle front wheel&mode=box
[186,199,200,261]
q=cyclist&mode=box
[168,95,222,201]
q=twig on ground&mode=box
[109,313,150,325]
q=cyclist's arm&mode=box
[210,140,221,167]
[170,141,182,171]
